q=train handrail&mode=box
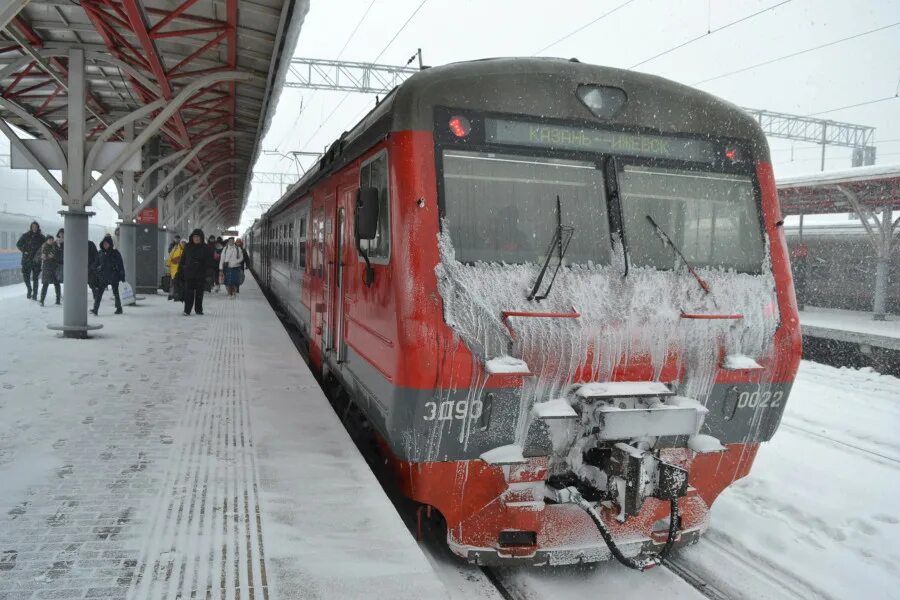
[501,308,581,339]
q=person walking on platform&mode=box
[91,234,125,315]
[38,235,62,306]
[167,234,181,254]
[16,221,44,300]
[55,228,64,284]
[219,237,244,297]
[234,238,248,294]
[165,239,185,301]
[205,235,218,293]
[180,229,214,316]
[87,240,99,304]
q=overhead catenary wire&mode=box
[806,95,899,117]
[532,0,637,56]
[630,0,792,68]
[693,22,900,85]
[275,0,379,151]
[300,0,429,153]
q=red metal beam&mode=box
[3,61,36,95]
[148,0,202,34]
[153,25,226,40]
[35,85,64,117]
[119,0,192,147]
[168,65,231,81]
[226,0,237,129]
[167,31,227,75]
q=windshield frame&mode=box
[433,107,766,272]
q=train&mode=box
[246,57,802,568]
[0,211,113,285]
[785,223,900,314]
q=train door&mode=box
[263,219,272,288]
[333,185,354,362]
[321,192,336,354]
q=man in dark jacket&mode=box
[91,234,126,315]
[179,228,214,315]
[88,240,100,303]
[38,235,62,306]
[16,221,43,299]
[55,228,64,284]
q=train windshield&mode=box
[442,150,611,265]
[618,165,765,274]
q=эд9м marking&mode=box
[247,57,802,568]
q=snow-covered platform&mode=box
[0,278,447,599]
[799,306,900,351]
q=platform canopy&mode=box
[0,0,308,228]
[777,164,900,216]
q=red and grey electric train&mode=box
[246,58,802,568]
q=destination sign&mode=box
[484,118,719,162]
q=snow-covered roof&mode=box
[778,164,900,188]
[776,164,900,216]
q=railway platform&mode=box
[799,306,900,351]
[0,278,447,599]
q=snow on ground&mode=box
[0,280,446,599]
[677,360,900,600]
[800,306,900,339]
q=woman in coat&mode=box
[91,234,126,315]
[219,238,244,297]
[38,235,62,306]
[165,239,185,300]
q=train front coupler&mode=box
[546,445,689,571]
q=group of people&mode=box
[16,221,63,306]
[18,221,246,319]
[164,229,247,316]
[17,220,127,315]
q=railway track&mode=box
[480,559,732,600]
[662,558,731,600]
[781,421,900,468]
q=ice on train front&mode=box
[412,93,801,567]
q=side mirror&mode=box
[355,186,379,287]
[356,187,380,241]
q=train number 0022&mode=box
[423,400,484,421]
[737,390,783,409]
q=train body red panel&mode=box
[247,58,802,566]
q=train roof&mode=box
[265,57,770,217]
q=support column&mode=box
[119,123,137,291]
[119,223,137,290]
[873,207,891,321]
[51,48,101,338]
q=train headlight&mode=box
[448,115,471,138]
[576,84,626,119]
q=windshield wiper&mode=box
[645,215,711,295]
[528,196,574,301]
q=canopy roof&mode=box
[777,164,900,216]
[0,0,308,227]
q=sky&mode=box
[0,0,897,231]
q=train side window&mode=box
[358,151,390,262]
[297,214,307,270]
[288,222,294,264]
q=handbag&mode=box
[239,270,245,285]
[160,274,171,293]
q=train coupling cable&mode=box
[548,486,680,572]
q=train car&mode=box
[785,223,900,314]
[248,57,802,568]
